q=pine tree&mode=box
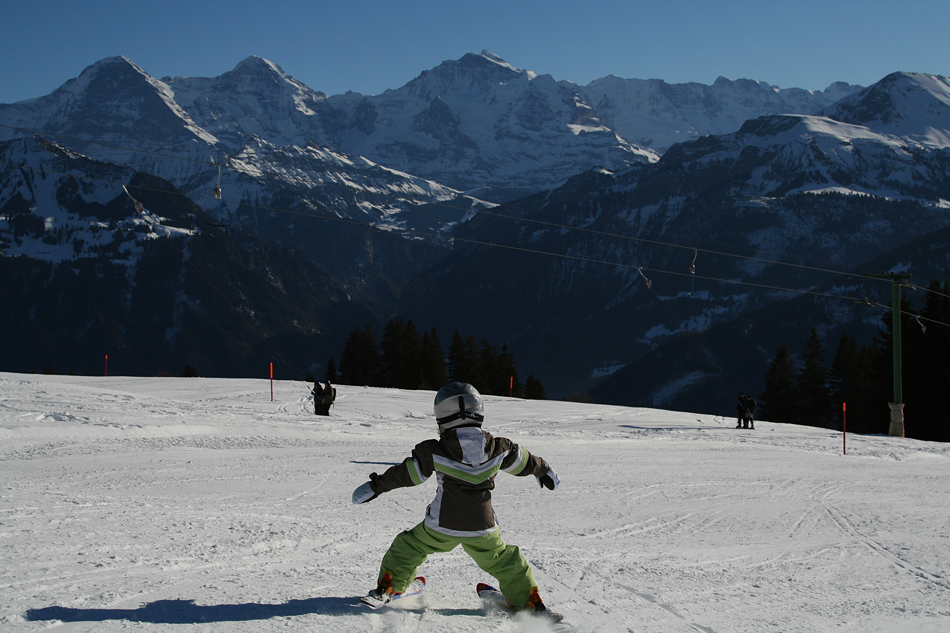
[830,333,875,432]
[419,328,447,390]
[477,340,501,395]
[904,280,950,441]
[325,357,338,383]
[797,329,832,428]
[447,331,479,384]
[760,344,797,423]
[379,319,422,389]
[525,374,546,400]
[339,325,379,386]
[496,343,523,397]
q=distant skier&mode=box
[352,382,560,613]
[312,381,326,415]
[322,380,336,415]
[310,381,337,416]
[736,392,756,429]
[744,394,756,429]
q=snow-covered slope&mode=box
[658,111,950,200]
[0,136,196,264]
[2,373,948,632]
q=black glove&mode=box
[538,468,560,490]
[352,472,382,505]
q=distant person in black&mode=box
[736,393,756,429]
[313,381,327,415]
[322,380,337,415]
[312,380,338,415]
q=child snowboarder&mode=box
[352,382,560,613]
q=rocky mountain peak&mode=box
[824,71,950,146]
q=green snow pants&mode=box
[378,521,538,607]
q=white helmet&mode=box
[434,382,484,431]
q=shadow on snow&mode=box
[26,597,487,624]
[27,597,362,624]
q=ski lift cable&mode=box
[0,123,844,267]
[913,313,950,329]
[11,125,947,307]
[3,123,924,294]
[0,161,904,305]
[902,281,950,300]
[640,265,738,401]
[8,160,950,328]
[853,296,950,331]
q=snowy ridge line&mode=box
[0,157,471,232]
[0,123,216,166]
[0,123,479,210]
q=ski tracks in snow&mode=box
[824,505,950,593]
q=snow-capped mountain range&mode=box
[0,51,869,278]
[1,52,949,406]
[0,51,864,208]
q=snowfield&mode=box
[1,372,948,632]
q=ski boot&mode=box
[525,587,548,613]
[365,571,396,605]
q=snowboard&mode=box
[477,582,564,623]
[359,576,426,609]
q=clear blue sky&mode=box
[1,0,947,104]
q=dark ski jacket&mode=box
[369,424,551,537]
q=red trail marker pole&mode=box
[270,363,274,402]
[104,354,108,377]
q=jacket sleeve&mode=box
[499,439,550,478]
[369,439,438,495]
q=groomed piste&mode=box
[2,373,948,632]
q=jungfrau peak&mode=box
[325,50,657,201]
